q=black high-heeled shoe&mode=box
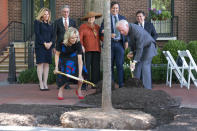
[43,84,50,91]
[39,85,45,91]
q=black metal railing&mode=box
[0,21,25,54]
[150,16,178,38]
[24,33,34,65]
[0,21,35,83]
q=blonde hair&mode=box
[36,8,51,23]
[63,27,80,46]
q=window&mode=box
[150,0,176,38]
[151,0,172,13]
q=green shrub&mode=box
[18,56,56,84]
[187,41,197,63]
[152,64,167,83]
[48,64,56,84]
[113,65,131,83]
[18,67,38,83]
[124,48,130,65]
[152,47,163,64]
[161,40,187,63]
[18,64,56,84]
[151,64,182,83]
[124,65,132,81]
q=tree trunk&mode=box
[102,0,113,112]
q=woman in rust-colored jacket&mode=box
[79,12,102,87]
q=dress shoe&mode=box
[91,86,96,89]
[44,88,50,91]
[75,90,84,99]
[57,97,64,100]
[40,89,45,91]
[64,84,71,90]
[39,85,45,91]
[81,84,87,90]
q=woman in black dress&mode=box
[54,27,84,100]
[34,8,54,91]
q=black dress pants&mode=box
[85,51,100,84]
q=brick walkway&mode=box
[0,73,197,108]
[0,83,95,105]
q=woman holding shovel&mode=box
[54,27,84,100]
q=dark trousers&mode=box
[85,51,100,84]
[111,41,124,87]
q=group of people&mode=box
[34,1,158,100]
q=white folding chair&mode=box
[163,51,188,88]
[178,50,197,89]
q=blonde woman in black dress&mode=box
[34,8,54,91]
[54,27,84,100]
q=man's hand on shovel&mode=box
[127,51,135,78]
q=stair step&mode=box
[0,69,25,73]
[2,51,28,55]
[1,60,27,64]
[13,42,26,48]
[0,65,28,70]
[0,42,36,73]
[0,64,28,67]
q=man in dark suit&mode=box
[54,5,76,47]
[54,5,76,89]
[100,1,128,88]
[116,20,157,89]
[135,10,158,41]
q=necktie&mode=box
[114,16,120,38]
[64,19,68,30]
[140,23,143,28]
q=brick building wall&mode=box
[6,0,197,43]
[174,0,197,42]
[0,0,9,49]
[8,0,22,22]
[114,0,149,23]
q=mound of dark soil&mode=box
[82,88,180,109]
[81,87,180,126]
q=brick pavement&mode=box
[153,84,197,108]
[0,73,197,108]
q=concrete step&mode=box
[2,50,28,55]
[6,49,28,53]
[0,64,28,70]
[0,42,35,73]
[1,59,27,64]
[13,42,26,48]
[0,69,25,73]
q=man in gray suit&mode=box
[116,20,157,89]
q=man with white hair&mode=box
[116,20,157,89]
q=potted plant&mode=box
[149,8,171,21]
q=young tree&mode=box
[84,0,113,112]
[102,0,113,112]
